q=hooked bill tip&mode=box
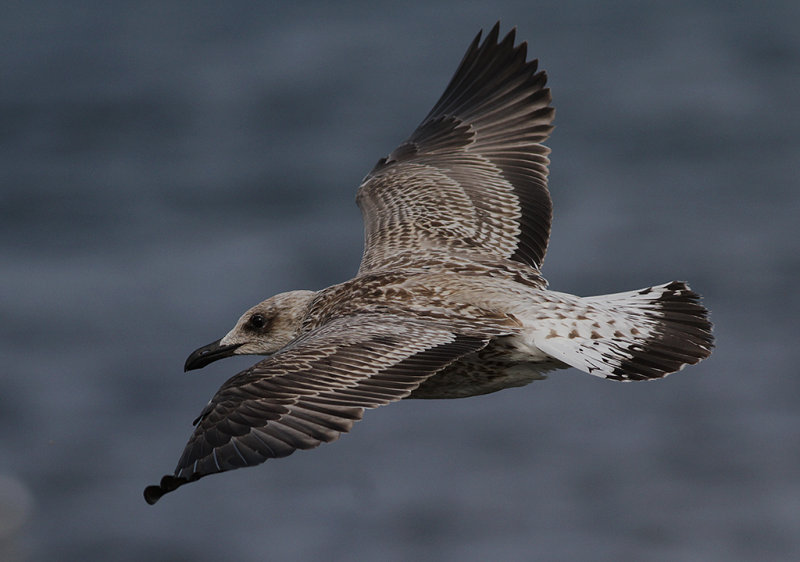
[184,339,242,371]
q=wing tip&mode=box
[485,21,515,46]
[143,474,194,505]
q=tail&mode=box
[531,281,714,381]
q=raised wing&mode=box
[357,23,555,273]
[144,315,489,504]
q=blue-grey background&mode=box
[2,1,798,560]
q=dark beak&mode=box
[184,339,243,371]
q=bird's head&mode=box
[184,290,316,371]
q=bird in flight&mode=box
[145,23,713,504]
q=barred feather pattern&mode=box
[144,24,713,505]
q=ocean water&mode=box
[1,1,798,560]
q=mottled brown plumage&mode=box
[144,23,713,505]
[357,24,553,273]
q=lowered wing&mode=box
[144,314,491,503]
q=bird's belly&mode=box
[408,336,564,399]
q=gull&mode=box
[144,23,713,504]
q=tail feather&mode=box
[531,281,713,381]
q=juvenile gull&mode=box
[144,23,713,504]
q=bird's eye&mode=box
[247,313,267,330]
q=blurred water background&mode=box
[2,1,798,560]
